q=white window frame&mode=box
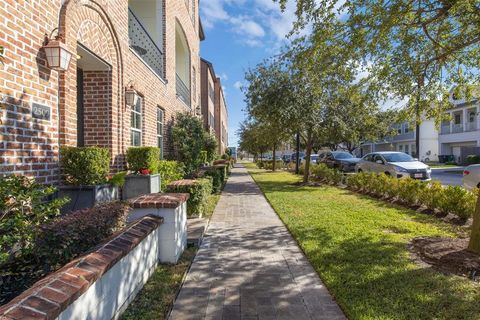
[131,96,142,146]
[157,107,164,158]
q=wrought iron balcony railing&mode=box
[176,73,191,108]
[128,8,164,79]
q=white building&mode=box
[357,119,439,162]
[438,91,480,164]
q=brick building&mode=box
[200,59,228,155]
[200,59,216,134]
[214,77,228,155]
[0,0,204,184]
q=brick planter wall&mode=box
[0,216,163,320]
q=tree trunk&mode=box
[468,194,480,254]
[303,130,313,183]
[272,144,277,172]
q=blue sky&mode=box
[199,0,298,147]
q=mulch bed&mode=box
[409,237,480,281]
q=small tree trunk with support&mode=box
[468,194,480,254]
[272,144,277,172]
[303,130,313,183]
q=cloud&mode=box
[234,81,243,90]
[219,72,229,81]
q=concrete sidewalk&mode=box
[169,165,345,320]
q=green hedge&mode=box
[347,172,477,219]
[60,146,110,185]
[466,155,480,165]
[256,160,283,170]
[35,202,130,268]
[311,164,343,184]
[126,147,160,174]
[204,165,227,193]
[157,160,184,191]
[166,178,212,217]
[1,201,129,303]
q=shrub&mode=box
[396,178,423,205]
[126,147,160,174]
[166,178,212,217]
[35,202,130,270]
[0,176,68,265]
[157,160,185,191]
[263,160,283,170]
[256,160,265,169]
[60,146,110,185]
[466,155,480,165]
[311,164,342,184]
[418,181,444,211]
[172,113,218,176]
[299,163,305,175]
[204,166,226,193]
[438,186,476,219]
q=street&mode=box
[430,168,464,187]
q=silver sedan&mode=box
[463,164,480,190]
[355,152,432,180]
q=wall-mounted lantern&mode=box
[125,85,139,106]
[195,105,202,116]
[42,32,73,71]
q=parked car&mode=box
[282,154,292,163]
[320,151,360,172]
[355,152,432,180]
[291,152,305,163]
[301,154,319,164]
[463,164,480,190]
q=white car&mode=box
[301,154,319,164]
[463,164,480,190]
[355,152,432,180]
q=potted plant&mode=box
[122,147,161,200]
[58,146,118,213]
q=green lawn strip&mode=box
[247,168,480,320]
[205,193,221,219]
[120,248,197,320]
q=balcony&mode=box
[466,121,477,132]
[440,125,451,135]
[176,73,191,108]
[128,8,164,79]
[452,123,464,133]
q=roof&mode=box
[201,58,216,80]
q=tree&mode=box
[322,83,398,152]
[171,112,218,176]
[244,59,295,171]
[278,0,480,254]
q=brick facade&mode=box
[0,0,202,184]
[214,77,228,155]
[200,59,216,133]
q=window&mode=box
[157,107,164,158]
[131,96,142,146]
[404,123,409,133]
[405,144,410,154]
[397,125,402,134]
[454,113,461,124]
[399,145,403,152]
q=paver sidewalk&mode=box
[169,165,346,320]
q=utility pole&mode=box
[295,132,300,174]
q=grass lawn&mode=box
[245,164,480,320]
[205,193,221,219]
[120,248,197,320]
